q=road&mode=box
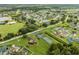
[0,15,60,45]
[65,15,69,22]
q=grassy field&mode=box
[0,23,24,37]
[0,22,79,54]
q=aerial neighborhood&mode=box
[0,4,79,55]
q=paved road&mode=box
[65,15,69,22]
[0,15,60,45]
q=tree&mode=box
[67,19,72,23]
[18,24,38,35]
[27,19,36,24]
[61,15,65,23]
[4,33,15,40]
[47,43,79,55]
[57,43,63,51]
[51,48,60,55]
[21,15,26,21]
[0,34,3,41]
[25,21,29,25]
[70,46,79,54]
[50,20,58,24]
[16,9,22,15]
[18,28,29,34]
[5,20,8,23]
[48,43,58,52]
[42,23,48,27]
[27,24,38,31]
[0,34,2,39]
[74,16,77,19]
[22,34,27,39]
[61,47,71,55]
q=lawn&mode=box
[0,33,50,55]
[26,34,50,55]
[0,22,24,37]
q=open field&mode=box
[0,23,24,37]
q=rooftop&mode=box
[0,17,12,21]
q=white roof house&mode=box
[7,21,16,25]
[0,17,12,21]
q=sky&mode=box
[0,0,79,4]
